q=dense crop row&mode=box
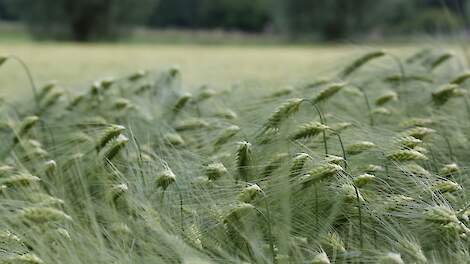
[0,49,469,263]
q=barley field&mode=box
[1,41,470,264]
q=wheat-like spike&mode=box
[432,180,462,193]
[406,48,431,64]
[290,122,329,140]
[16,115,39,139]
[0,173,40,188]
[300,163,343,187]
[262,152,288,177]
[397,136,422,148]
[289,153,311,178]
[384,74,433,84]
[1,253,44,264]
[163,133,185,146]
[128,70,148,81]
[102,134,129,161]
[214,109,238,120]
[363,164,384,173]
[156,168,176,191]
[95,125,126,151]
[387,149,427,162]
[37,81,57,102]
[113,98,132,110]
[340,50,386,77]
[371,107,391,116]
[0,165,15,177]
[173,93,192,113]
[321,232,346,253]
[223,202,255,223]
[378,253,404,264]
[432,84,459,106]
[375,91,398,106]
[0,55,7,66]
[238,184,262,203]
[195,86,216,102]
[325,154,344,165]
[402,163,431,177]
[263,98,304,131]
[98,77,115,90]
[399,118,434,128]
[311,252,330,264]
[267,86,293,98]
[304,80,329,89]
[345,141,376,155]
[214,125,240,147]
[67,94,85,110]
[430,52,454,70]
[41,90,64,110]
[425,206,459,224]
[107,183,128,202]
[174,118,209,132]
[402,127,435,140]
[341,183,364,203]
[44,160,57,176]
[312,82,345,103]
[236,141,252,182]
[450,71,470,85]
[205,162,227,181]
[329,122,353,133]
[439,163,460,177]
[20,207,72,224]
[354,173,375,188]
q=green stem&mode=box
[313,104,328,155]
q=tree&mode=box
[5,0,158,41]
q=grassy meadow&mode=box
[2,32,470,263]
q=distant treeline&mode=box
[0,0,469,41]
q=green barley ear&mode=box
[402,127,435,140]
[430,51,454,70]
[173,93,192,114]
[214,109,238,120]
[195,86,216,102]
[113,98,132,111]
[363,164,384,173]
[321,232,346,253]
[371,107,391,116]
[236,141,252,182]
[156,168,176,191]
[107,183,128,202]
[44,160,57,176]
[20,207,72,224]
[238,184,262,203]
[397,136,422,148]
[128,70,148,81]
[0,173,40,188]
[345,141,376,155]
[0,55,7,66]
[341,183,364,203]
[299,163,343,187]
[263,98,304,131]
[1,253,44,264]
[262,152,288,177]
[425,206,458,224]
[432,180,462,193]
[289,153,311,178]
[174,118,209,132]
[37,80,57,101]
[99,77,115,90]
[439,163,460,177]
[387,149,427,162]
[402,163,431,177]
[450,71,470,85]
[163,133,185,146]
[325,154,345,165]
[400,118,434,128]
[290,122,329,140]
[102,134,129,161]
[354,173,375,188]
[40,89,64,110]
[205,162,227,181]
[16,115,39,140]
[311,252,330,264]
[375,91,398,106]
[378,253,404,264]
[312,82,345,103]
[340,50,385,78]
[223,202,256,223]
[432,84,459,106]
[67,94,84,110]
[0,165,15,177]
[95,124,126,151]
[214,125,240,147]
